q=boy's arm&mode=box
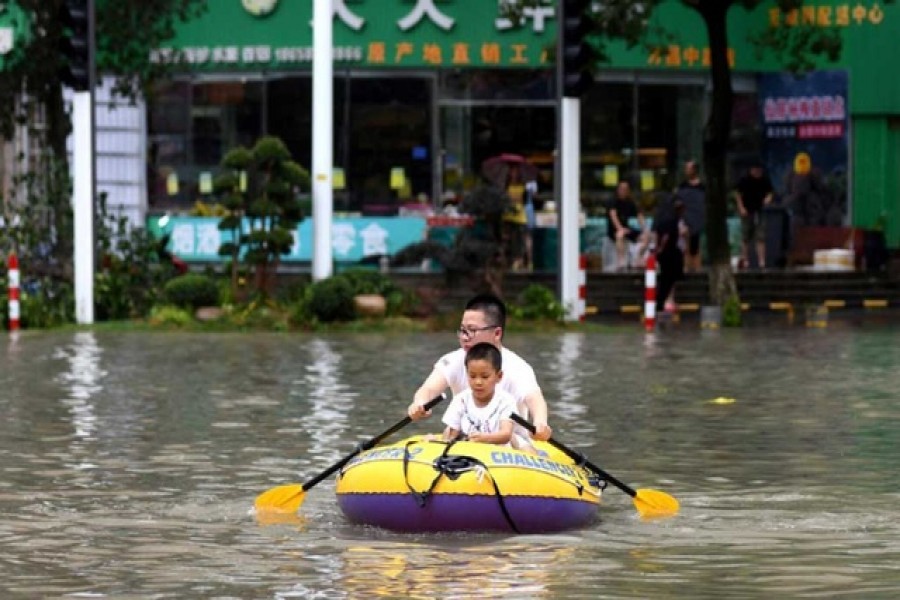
[468,420,513,445]
[442,425,461,442]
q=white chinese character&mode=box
[0,27,14,55]
[398,0,455,31]
[359,223,389,256]
[196,223,221,255]
[171,223,196,255]
[308,1,365,31]
[332,223,357,256]
[193,47,210,64]
[242,46,256,63]
[256,45,272,62]
[495,1,555,32]
[336,0,365,30]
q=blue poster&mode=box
[758,70,849,226]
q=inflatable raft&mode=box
[336,436,604,533]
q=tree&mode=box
[214,136,309,297]
[0,0,207,276]
[514,0,875,305]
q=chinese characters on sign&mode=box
[647,45,736,68]
[763,94,846,139]
[154,0,554,69]
[163,217,425,262]
[768,2,886,27]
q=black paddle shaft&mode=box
[301,393,447,492]
[510,413,638,499]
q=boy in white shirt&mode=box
[441,342,517,445]
[407,293,552,451]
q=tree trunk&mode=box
[698,1,739,305]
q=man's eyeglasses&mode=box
[456,325,497,339]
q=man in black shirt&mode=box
[606,180,647,270]
[735,162,774,269]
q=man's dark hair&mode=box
[465,294,507,329]
[465,342,502,371]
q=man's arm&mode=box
[408,367,449,420]
[524,389,552,441]
[735,189,747,217]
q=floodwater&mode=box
[1,325,898,599]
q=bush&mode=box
[163,274,220,309]
[336,269,416,316]
[511,284,565,321]
[306,276,355,322]
[723,294,742,327]
[148,305,194,327]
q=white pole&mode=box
[560,97,581,321]
[73,91,94,325]
[311,0,333,281]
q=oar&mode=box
[255,393,447,514]
[511,414,679,519]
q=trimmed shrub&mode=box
[511,284,566,321]
[163,274,220,309]
[307,276,355,322]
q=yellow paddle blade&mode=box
[633,488,680,519]
[254,484,306,514]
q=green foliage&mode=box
[723,295,743,327]
[94,196,177,321]
[148,305,194,327]
[306,276,356,322]
[510,284,566,321]
[214,135,310,297]
[163,273,220,309]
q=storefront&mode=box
[147,1,759,215]
[147,0,900,255]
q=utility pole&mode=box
[59,0,95,324]
[311,0,333,281]
[558,0,594,321]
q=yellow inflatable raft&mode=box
[336,436,604,533]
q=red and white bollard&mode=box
[644,249,656,332]
[577,254,587,322]
[8,253,20,331]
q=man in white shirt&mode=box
[407,294,552,449]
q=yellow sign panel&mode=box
[166,172,179,196]
[603,165,619,187]
[333,167,346,190]
[390,167,406,190]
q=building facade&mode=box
[142,0,899,247]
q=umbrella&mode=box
[481,153,538,188]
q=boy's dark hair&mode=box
[465,342,502,371]
[465,293,507,329]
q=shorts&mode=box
[688,232,701,255]
[741,212,766,244]
[609,227,642,243]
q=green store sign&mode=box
[598,0,896,72]
[0,1,31,72]
[156,0,556,70]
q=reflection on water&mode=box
[57,331,105,441]
[0,327,898,597]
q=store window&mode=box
[149,75,432,214]
[147,80,263,207]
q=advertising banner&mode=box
[148,216,427,263]
[759,70,850,226]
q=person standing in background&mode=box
[606,180,648,270]
[735,161,774,269]
[675,160,705,272]
[503,165,528,271]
